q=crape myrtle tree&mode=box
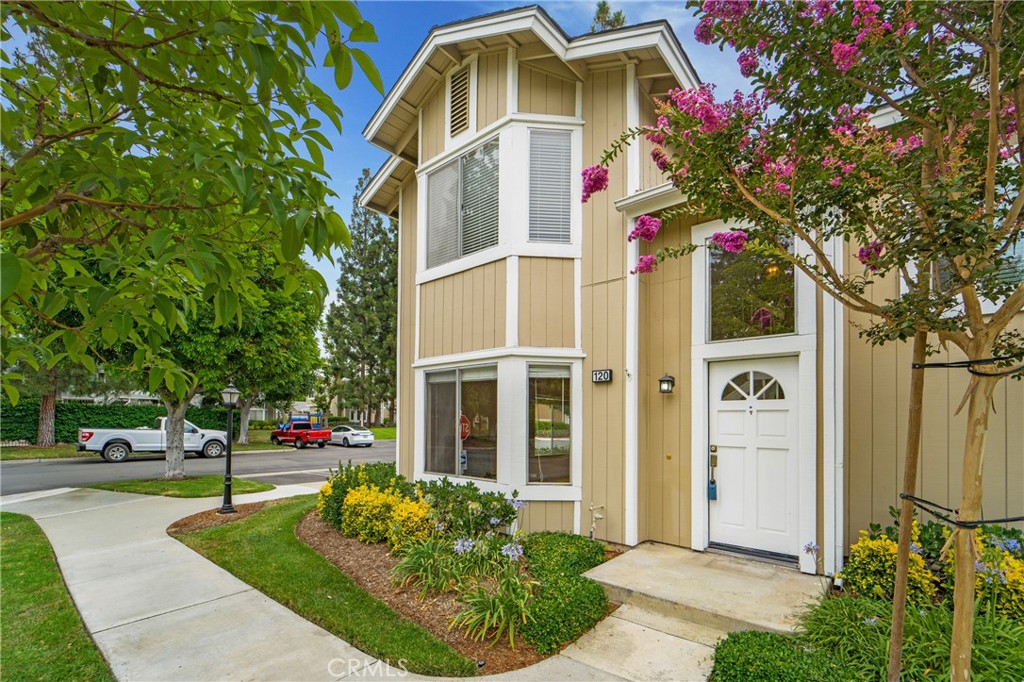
[0,2,382,405]
[324,169,397,427]
[588,2,1023,680]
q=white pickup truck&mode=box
[78,417,229,463]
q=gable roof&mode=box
[360,5,702,214]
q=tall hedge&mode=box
[0,400,240,444]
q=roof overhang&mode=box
[360,156,415,217]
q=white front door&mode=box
[708,357,799,557]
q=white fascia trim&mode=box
[414,346,586,369]
[822,236,844,575]
[688,218,820,574]
[363,8,568,146]
[870,105,903,129]
[415,243,581,286]
[566,25,699,89]
[615,182,685,217]
[507,47,519,113]
[359,156,404,210]
[395,186,404,470]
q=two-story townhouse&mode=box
[360,5,1023,575]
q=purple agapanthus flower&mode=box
[489,516,501,526]
[454,538,475,555]
[508,498,526,510]
[501,543,524,561]
[803,541,820,556]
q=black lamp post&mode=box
[218,383,240,514]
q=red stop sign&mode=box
[459,414,471,441]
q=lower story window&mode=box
[426,367,498,480]
[528,366,571,483]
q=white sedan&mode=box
[330,425,375,448]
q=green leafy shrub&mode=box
[839,527,937,605]
[0,399,239,444]
[524,531,606,580]
[420,477,520,536]
[710,630,849,682]
[800,595,1024,681]
[520,576,608,654]
[317,462,401,529]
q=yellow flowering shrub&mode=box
[944,529,1024,622]
[317,481,333,512]
[341,484,404,543]
[387,494,433,551]
[839,529,937,605]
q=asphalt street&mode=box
[0,441,395,496]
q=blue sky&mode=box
[312,1,748,304]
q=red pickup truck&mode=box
[270,422,331,449]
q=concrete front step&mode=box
[585,542,823,635]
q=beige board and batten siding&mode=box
[477,51,507,130]
[844,250,1024,541]
[637,216,695,547]
[518,501,575,534]
[581,67,628,545]
[420,85,445,164]
[518,258,575,348]
[518,64,577,117]
[398,181,419,479]
[418,261,507,358]
[637,83,666,191]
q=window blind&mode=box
[460,141,500,256]
[427,161,460,269]
[528,129,572,243]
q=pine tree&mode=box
[590,1,626,32]
[325,169,398,426]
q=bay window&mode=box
[425,366,498,480]
[528,365,571,484]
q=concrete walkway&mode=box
[0,486,623,682]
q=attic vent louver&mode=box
[449,68,470,137]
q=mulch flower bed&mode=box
[296,510,549,675]
[167,502,267,535]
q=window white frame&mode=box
[689,219,823,575]
[416,115,583,284]
[528,129,573,244]
[527,364,574,485]
[424,365,498,481]
[413,352,584,502]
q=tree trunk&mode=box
[36,368,58,447]
[949,373,999,682]
[887,330,928,682]
[162,399,191,479]
[237,395,256,445]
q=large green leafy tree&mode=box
[324,169,397,426]
[0,1,383,403]
[593,2,1022,679]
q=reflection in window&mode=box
[425,367,498,480]
[708,239,795,341]
[528,366,571,483]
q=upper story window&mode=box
[449,67,471,138]
[529,129,571,243]
[426,140,500,268]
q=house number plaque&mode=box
[592,369,613,383]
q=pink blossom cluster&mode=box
[831,104,870,137]
[750,307,773,331]
[798,0,836,24]
[711,230,749,253]
[889,135,923,158]
[632,254,658,275]
[1002,103,1018,135]
[831,42,860,71]
[764,158,795,178]
[856,240,884,270]
[651,146,670,172]
[642,115,671,146]
[627,215,662,243]
[822,156,857,186]
[694,0,753,45]
[581,164,609,203]
[738,49,759,77]
[667,86,767,137]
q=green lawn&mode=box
[174,496,476,677]
[369,427,396,440]
[1,428,288,461]
[86,475,274,498]
[1,512,115,682]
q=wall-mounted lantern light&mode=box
[659,374,675,394]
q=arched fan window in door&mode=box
[721,371,785,401]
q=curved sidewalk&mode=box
[1,486,620,682]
